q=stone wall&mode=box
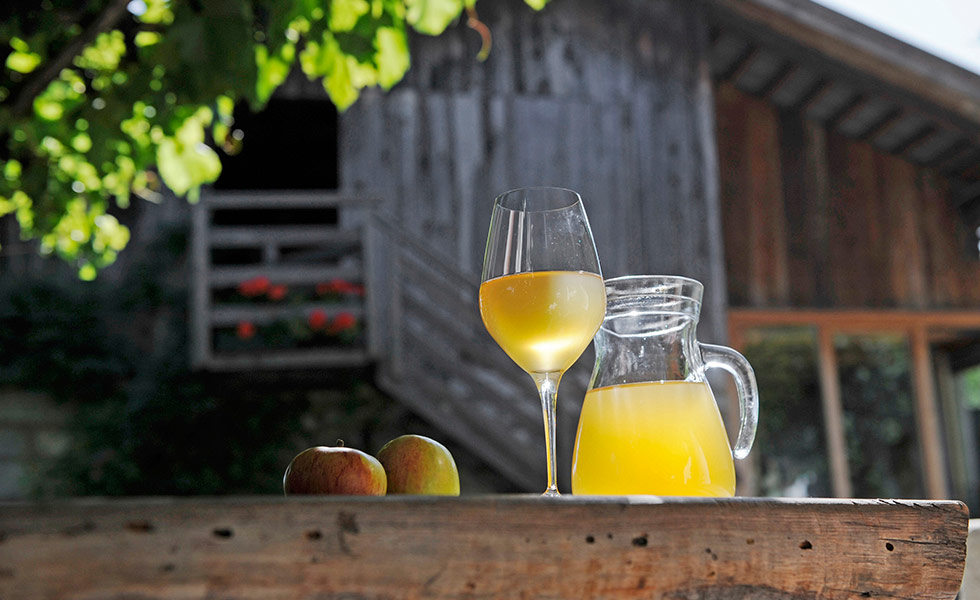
[0,387,72,499]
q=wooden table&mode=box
[0,496,968,599]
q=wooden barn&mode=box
[182,0,980,503]
[2,0,979,505]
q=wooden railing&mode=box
[189,191,372,371]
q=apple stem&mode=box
[336,439,345,447]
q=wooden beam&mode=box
[0,497,968,600]
[910,325,951,499]
[209,265,362,287]
[717,44,760,82]
[890,123,937,156]
[729,308,980,330]
[940,146,980,179]
[203,349,371,371]
[817,327,852,498]
[799,79,838,115]
[952,179,980,208]
[757,61,796,99]
[825,94,869,130]
[189,202,211,369]
[204,192,377,209]
[856,106,903,142]
[210,303,365,327]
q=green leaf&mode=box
[139,0,175,25]
[75,31,126,72]
[405,0,464,35]
[134,31,162,47]
[331,0,371,31]
[71,133,93,153]
[6,51,41,74]
[376,27,409,89]
[156,109,222,197]
[254,44,292,104]
[10,37,30,53]
[323,56,358,110]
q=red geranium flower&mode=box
[267,284,288,301]
[236,321,256,339]
[238,276,270,297]
[329,312,357,333]
[316,279,365,297]
[308,309,328,331]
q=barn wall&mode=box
[716,82,980,309]
[340,0,729,342]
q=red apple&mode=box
[377,434,460,495]
[283,445,387,496]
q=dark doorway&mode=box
[214,98,338,190]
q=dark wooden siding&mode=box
[340,0,729,342]
[717,82,980,309]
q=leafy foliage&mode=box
[0,222,312,496]
[742,327,830,497]
[0,0,548,277]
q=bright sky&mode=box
[813,0,980,75]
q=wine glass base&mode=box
[541,488,561,497]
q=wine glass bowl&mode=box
[479,187,604,496]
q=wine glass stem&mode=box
[533,372,561,496]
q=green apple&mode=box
[283,445,387,496]
[377,434,460,495]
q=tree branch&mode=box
[11,0,132,118]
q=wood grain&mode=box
[716,84,980,311]
[0,496,967,600]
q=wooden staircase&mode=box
[190,193,591,491]
[363,213,594,492]
[363,213,542,490]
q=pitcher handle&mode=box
[699,343,759,460]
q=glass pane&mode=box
[937,355,980,516]
[954,367,980,514]
[743,327,830,497]
[835,333,924,498]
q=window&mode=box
[730,310,980,513]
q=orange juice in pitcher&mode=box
[571,276,758,497]
[572,381,735,496]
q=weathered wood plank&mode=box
[0,497,967,600]
[801,119,833,306]
[779,109,816,305]
[210,304,364,327]
[208,227,361,248]
[209,265,362,287]
[878,153,927,308]
[917,169,962,307]
[745,91,789,306]
[189,201,211,369]
[203,192,372,209]
[202,349,371,371]
[720,73,978,312]
[716,82,750,308]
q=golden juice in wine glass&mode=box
[571,381,736,496]
[479,270,606,374]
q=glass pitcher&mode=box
[571,275,758,496]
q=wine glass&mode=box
[479,187,605,496]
